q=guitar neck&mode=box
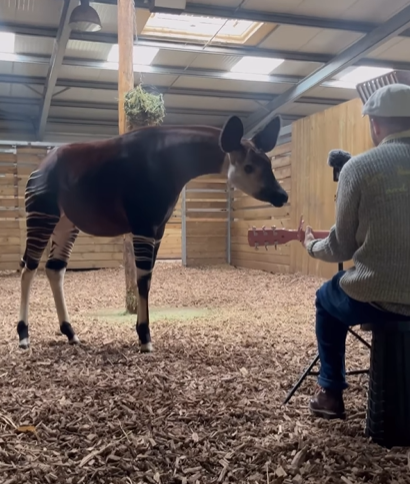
[304,230,329,242]
[247,227,329,247]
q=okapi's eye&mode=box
[244,165,254,174]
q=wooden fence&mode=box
[229,143,292,274]
[0,144,182,271]
[290,98,373,279]
[183,174,228,266]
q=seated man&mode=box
[303,83,410,420]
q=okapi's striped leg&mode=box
[45,214,80,345]
[18,211,60,349]
[132,232,163,353]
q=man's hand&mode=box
[303,226,315,249]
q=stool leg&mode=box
[348,327,371,349]
[283,354,320,405]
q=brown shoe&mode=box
[309,386,346,420]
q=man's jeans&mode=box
[315,270,410,391]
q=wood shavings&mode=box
[0,262,408,483]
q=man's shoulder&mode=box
[348,146,381,165]
[341,144,390,176]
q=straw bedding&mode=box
[0,262,408,483]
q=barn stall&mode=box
[1,98,406,482]
[1,0,410,482]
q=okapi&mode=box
[17,114,288,352]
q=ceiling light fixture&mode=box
[69,0,102,33]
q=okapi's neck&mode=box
[159,127,229,188]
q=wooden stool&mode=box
[361,321,410,448]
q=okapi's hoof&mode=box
[140,342,153,353]
[19,338,30,350]
[68,335,80,345]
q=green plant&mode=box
[124,84,166,128]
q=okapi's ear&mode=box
[252,115,282,153]
[220,115,244,153]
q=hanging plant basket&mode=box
[124,84,166,130]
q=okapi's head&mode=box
[219,115,288,207]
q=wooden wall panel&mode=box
[184,175,228,266]
[0,148,20,270]
[157,195,182,260]
[229,142,292,274]
[0,144,182,272]
[290,98,373,279]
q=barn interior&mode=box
[1,1,410,482]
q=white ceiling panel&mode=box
[136,73,180,87]
[58,65,117,82]
[0,85,39,99]
[11,83,42,97]
[163,113,226,126]
[0,0,62,26]
[0,83,12,97]
[49,106,117,122]
[272,60,322,77]
[46,122,117,137]
[308,86,359,101]
[152,50,197,67]
[188,53,242,71]
[260,25,322,50]
[299,30,364,54]
[66,41,111,61]
[52,87,119,104]
[12,62,48,77]
[1,102,38,117]
[58,65,179,87]
[339,0,410,22]
[163,93,258,112]
[242,0,304,14]
[366,37,410,62]
[280,102,330,116]
[366,37,405,58]
[286,0,358,18]
[242,0,409,22]
[0,119,32,134]
[0,60,48,77]
[187,0,244,6]
[261,25,363,54]
[172,75,291,94]
[0,62,13,75]
[15,35,54,56]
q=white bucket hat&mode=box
[362,83,410,117]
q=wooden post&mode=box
[118,0,138,314]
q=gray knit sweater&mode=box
[306,130,410,316]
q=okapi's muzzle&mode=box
[257,186,288,207]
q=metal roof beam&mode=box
[5,52,410,87]
[244,3,410,137]
[0,75,346,104]
[2,22,410,70]
[0,96,304,121]
[93,0,410,37]
[0,22,328,63]
[4,21,410,70]
[0,73,353,103]
[37,0,77,141]
[1,53,303,84]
